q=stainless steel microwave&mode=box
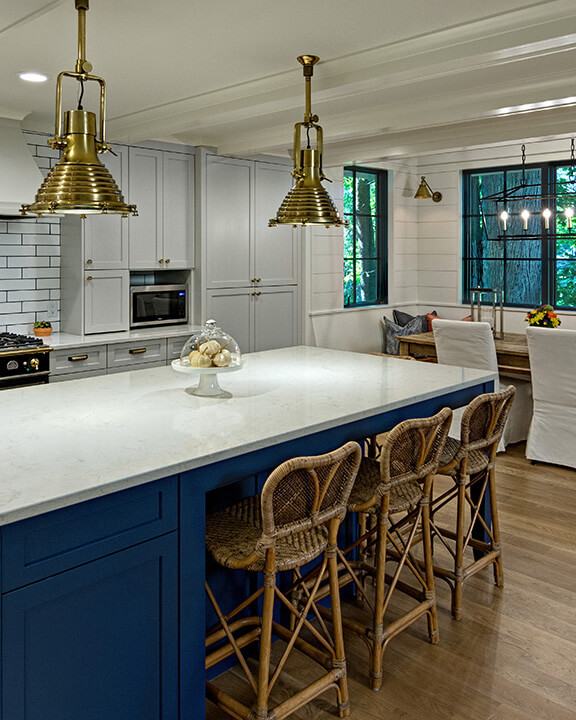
[130,284,188,328]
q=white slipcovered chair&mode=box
[526,326,576,469]
[432,319,532,450]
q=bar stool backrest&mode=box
[377,407,453,496]
[459,385,515,457]
[260,441,362,541]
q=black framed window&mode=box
[343,166,388,307]
[463,163,576,309]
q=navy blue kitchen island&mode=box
[0,346,496,719]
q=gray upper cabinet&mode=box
[82,145,130,271]
[203,154,300,352]
[128,147,194,270]
[253,163,298,286]
[206,156,252,288]
[205,156,298,289]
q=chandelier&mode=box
[269,55,346,228]
[480,142,576,241]
[21,0,136,217]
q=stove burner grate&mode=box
[0,332,45,351]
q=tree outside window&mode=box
[343,167,387,307]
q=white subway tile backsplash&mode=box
[9,290,50,302]
[36,279,60,290]
[0,269,22,279]
[7,256,50,267]
[36,245,60,256]
[0,279,36,291]
[0,312,36,325]
[0,141,62,332]
[7,222,50,234]
[23,267,59,279]
[22,234,60,245]
[3,246,36,257]
[22,299,51,312]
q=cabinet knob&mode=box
[255,291,262,296]
[86,259,93,264]
[256,278,262,283]
[86,275,93,281]
[159,259,164,264]
[165,258,171,264]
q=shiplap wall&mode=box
[0,132,61,334]
[304,160,422,353]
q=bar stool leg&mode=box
[453,478,466,621]
[369,498,389,691]
[488,466,504,588]
[327,521,350,718]
[255,555,276,719]
[421,490,439,644]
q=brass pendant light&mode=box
[269,55,347,228]
[21,0,136,217]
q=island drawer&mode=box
[1,476,178,592]
[107,339,167,368]
[50,344,107,375]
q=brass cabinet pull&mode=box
[86,275,93,281]
[165,258,171,264]
[252,291,262,296]
[129,348,147,355]
[256,277,262,282]
[69,354,88,362]
[86,259,93,264]
[159,259,164,263]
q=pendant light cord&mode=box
[77,78,85,110]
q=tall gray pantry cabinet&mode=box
[202,154,300,352]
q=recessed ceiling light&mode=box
[19,72,48,83]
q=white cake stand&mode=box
[171,358,244,397]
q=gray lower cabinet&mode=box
[50,334,191,382]
[206,286,298,353]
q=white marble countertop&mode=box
[0,346,497,525]
[43,324,199,350]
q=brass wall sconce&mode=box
[21,0,136,217]
[414,176,442,203]
[269,55,346,228]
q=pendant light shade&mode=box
[269,55,346,228]
[21,1,136,217]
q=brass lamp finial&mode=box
[269,55,347,228]
[21,0,136,217]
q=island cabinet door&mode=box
[2,533,178,720]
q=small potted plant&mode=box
[525,304,561,328]
[33,320,53,337]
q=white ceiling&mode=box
[2,0,576,164]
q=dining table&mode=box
[0,345,496,720]
[397,330,530,376]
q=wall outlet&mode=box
[46,301,59,320]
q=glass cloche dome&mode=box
[179,319,242,369]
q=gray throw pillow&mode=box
[382,316,425,355]
[393,309,432,333]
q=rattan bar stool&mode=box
[313,408,452,691]
[430,386,515,620]
[205,441,362,720]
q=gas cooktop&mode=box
[0,332,46,351]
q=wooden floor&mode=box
[207,444,576,719]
